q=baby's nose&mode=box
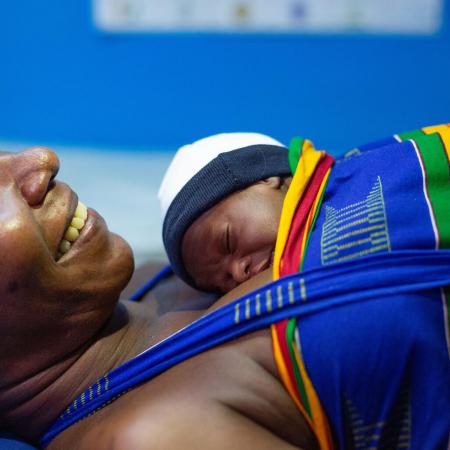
[12,146,60,206]
[230,256,251,284]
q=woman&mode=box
[0,147,313,449]
[1,145,449,450]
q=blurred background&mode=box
[0,0,449,265]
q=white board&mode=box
[93,0,444,35]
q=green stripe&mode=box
[286,319,312,418]
[288,137,304,175]
[398,129,426,141]
[409,133,450,248]
[397,129,450,346]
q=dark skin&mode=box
[0,148,317,449]
[182,177,291,293]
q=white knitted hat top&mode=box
[158,132,284,220]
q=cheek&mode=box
[0,213,52,296]
[254,196,283,237]
[266,193,285,233]
[55,232,134,299]
[239,212,276,252]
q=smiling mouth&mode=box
[57,201,88,260]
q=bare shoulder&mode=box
[50,330,316,450]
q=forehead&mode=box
[182,203,225,264]
[205,188,252,220]
[183,189,249,246]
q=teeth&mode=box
[71,217,85,229]
[75,202,88,221]
[60,239,71,253]
[58,201,87,258]
[64,226,79,242]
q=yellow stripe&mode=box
[271,326,313,427]
[273,140,324,280]
[422,124,450,160]
[271,142,334,449]
[292,342,334,450]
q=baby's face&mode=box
[181,177,286,293]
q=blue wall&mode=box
[1,0,449,153]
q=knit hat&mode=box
[158,132,290,286]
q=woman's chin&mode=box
[110,233,135,291]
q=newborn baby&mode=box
[158,133,291,293]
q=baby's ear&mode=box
[258,177,282,188]
[281,176,293,191]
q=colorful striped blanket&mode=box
[272,124,450,449]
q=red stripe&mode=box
[280,154,334,276]
[275,319,302,402]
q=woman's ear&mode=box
[258,176,282,188]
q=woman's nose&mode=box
[229,256,251,284]
[12,147,60,206]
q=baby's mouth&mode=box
[254,249,276,275]
[57,201,88,260]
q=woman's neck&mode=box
[2,269,271,443]
[1,300,200,442]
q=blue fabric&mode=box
[128,264,173,301]
[301,288,449,450]
[0,435,36,450]
[302,138,436,271]
[294,132,450,449]
[40,250,450,447]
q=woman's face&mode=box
[0,147,133,376]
